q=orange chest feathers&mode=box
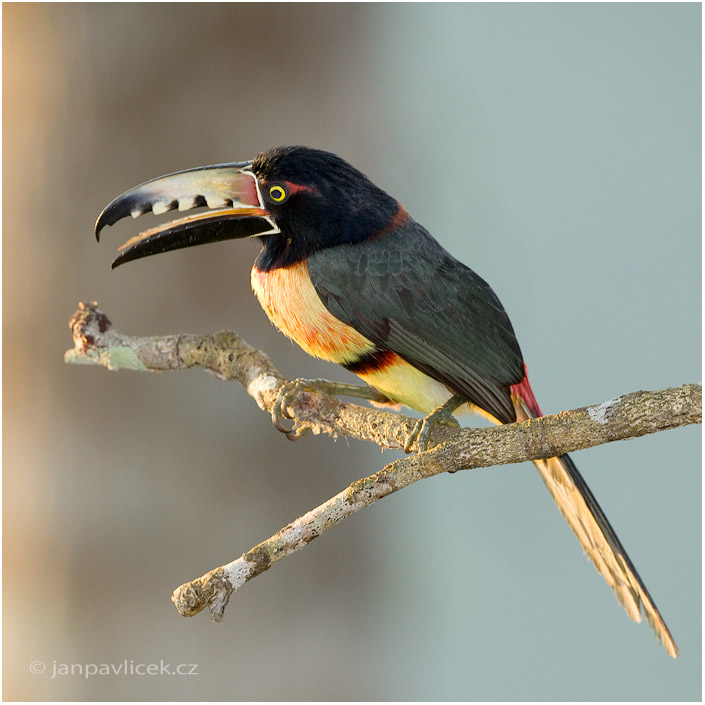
[250,261,376,364]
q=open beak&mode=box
[95,161,277,268]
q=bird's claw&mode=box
[272,378,313,440]
[271,377,383,442]
[403,394,464,453]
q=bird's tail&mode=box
[511,375,679,658]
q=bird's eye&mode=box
[267,183,289,203]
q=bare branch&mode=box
[65,302,702,621]
[66,301,418,449]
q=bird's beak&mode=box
[95,161,277,269]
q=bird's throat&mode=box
[250,260,377,364]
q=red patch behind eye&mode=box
[281,180,316,197]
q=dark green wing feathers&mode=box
[310,222,681,656]
[307,221,525,423]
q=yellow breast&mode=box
[251,261,376,364]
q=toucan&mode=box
[95,145,678,657]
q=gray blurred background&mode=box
[3,3,700,700]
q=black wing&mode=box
[307,220,524,423]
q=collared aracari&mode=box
[95,145,678,657]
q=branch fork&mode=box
[65,302,702,621]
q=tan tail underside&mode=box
[513,398,679,658]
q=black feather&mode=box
[308,220,524,423]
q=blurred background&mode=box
[3,3,700,700]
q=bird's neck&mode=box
[255,204,410,272]
[254,231,309,272]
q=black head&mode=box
[253,146,400,269]
[95,146,403,271]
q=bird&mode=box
[95,145,678,657]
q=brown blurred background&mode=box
[3,3,700,700]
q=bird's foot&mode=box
[404,394,464,453]
[272,378,385,441]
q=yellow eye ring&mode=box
[268,184,288,203]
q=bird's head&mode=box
[96,146,403,270]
